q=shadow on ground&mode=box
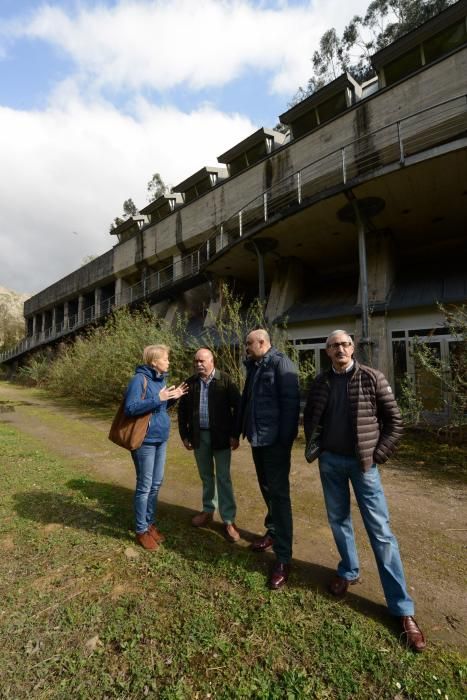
[14,477,396,636]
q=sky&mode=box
[0,0,370,295]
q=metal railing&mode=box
[2,93,466,363]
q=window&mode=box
[291,109,318,139]
[423,20,467,63]
[229,154,248,176]
[317,91,348,124]
[384,46,422,86]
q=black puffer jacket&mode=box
[303,361,403,470]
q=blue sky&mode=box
[0,0,369,293]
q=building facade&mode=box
[3,1,467,410]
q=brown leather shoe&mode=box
[250,533,274,552]
[135,531,158,551]
[400,616,426,653]
[269,562,290,590]
[328,574,360,597]
[148,524,165,544]
[191,511,214,527]
[224,522,240,543]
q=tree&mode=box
[290,0,456,104]
[109,197,138,233]
[147,172,168,202]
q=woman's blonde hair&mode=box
[143,344,170,365]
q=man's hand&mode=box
[183,438,194,451]
[230,437,239,451]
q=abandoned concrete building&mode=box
[2,0,467,411]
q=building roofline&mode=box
[139,193,183,215]
[217,127,285,164]
[172,166,227,193]
[371,0,467,69]
[279,72,361,124]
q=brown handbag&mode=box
[108,376,150,450]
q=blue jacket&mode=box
[123,365,172,444]
[240,347,300,447]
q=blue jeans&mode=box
[131,441,167,534]
[319,450,414,616]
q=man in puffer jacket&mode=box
[304,329,426,652]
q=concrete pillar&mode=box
[173,254,182,280]
[63,301,69,329]
[32,315,37,337]
[204,276,225,328]
[115,278,130,306]
[78,295,84,324]
[41,312,46,339]
[52,307,57,333]
[355,230,395,373]
[94,288,102,317]
[265,257,305,322]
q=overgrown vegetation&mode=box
[1,421,465,699]
[398,305,467,444]
[15,285,315,405]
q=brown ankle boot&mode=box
[135,531,158,551]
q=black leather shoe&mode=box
[250,533,274,552]
[269,562,290,590]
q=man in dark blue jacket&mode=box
[240,329,300,589]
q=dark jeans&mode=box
[251,443,293,563]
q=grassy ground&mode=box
[0,421,465,700]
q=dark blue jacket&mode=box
[123,365,172,444]
[240,347,300,447]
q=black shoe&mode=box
[269,561,290,590]
[250,533,274,552]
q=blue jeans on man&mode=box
[131,441,167,534]
[319,450,414,616]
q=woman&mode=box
[124,344,187,550]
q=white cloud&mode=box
[9,0,370,96]
[0,96,255,293]
[0,0,372,294]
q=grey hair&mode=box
[326,330,353,345]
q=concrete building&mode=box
[2,1,467,411]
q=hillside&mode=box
[0,285,30,348]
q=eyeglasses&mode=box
[327,341,353,349]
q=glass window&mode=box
[423,20,467,64]
[384,46,422,86]
[246,140,268,166]
[317,91,348,124]
[184,186,198,203]
[319,348,332,373]
[229,154,248,177]
[392,340,407,399]
[196,176,213,196]
[414,341,443,412]
[291,109,318,139]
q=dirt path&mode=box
[1,382,466,652]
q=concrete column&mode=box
[63,301,69,329]
[32,315,37,337]
[52,307,57,333]
[78,295,84,324]
[94,288,102,317]
[41,312,46,339]
[265,257,305,322]
[204,276,225,328]
[172,254,182,280]
[115,278,130,306]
